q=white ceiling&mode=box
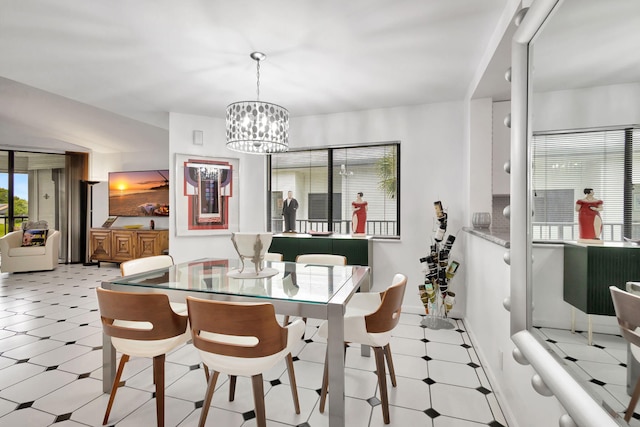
[2,1,635,155]
[532,0,640,93]
[0,0,509,153]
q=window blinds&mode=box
[532,128,636,240]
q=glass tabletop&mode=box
[109,258,366,305]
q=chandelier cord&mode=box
[256,59,261,101]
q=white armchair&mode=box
[0,229,60,273]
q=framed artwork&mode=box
[175,154,239,236]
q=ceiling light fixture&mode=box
[226,52,289,154]
[339,164,354,176]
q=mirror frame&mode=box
[510,2,624,425]
[510,0,562,335]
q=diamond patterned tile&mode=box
[430,383,494,424]
[0,369,77,403]
[1,338,65,361]
[0,264,508,427]
[32,377,103,414]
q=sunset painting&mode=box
[108,170,169,216]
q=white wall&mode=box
[88,102,466,317]
[465,232,569,427]
[532,82,640,132]
[469,98,493,216]
[291,102,467,315]
[492,100,511,195]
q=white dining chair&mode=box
[186,297,305,427]
[264,252,283,262]
[119,254,186,314]
[282,254,348,329]
[610,286,640,422]
[97,288,189,427]
[295,253,347,266]
[120,254,174,276]
[318,273,407,424]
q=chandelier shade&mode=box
[225,100,289,154]
[226,52,289,154]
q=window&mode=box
[268,143,400,237]
[532,128,638,241]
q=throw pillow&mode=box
[22,220,49,231]
[22,229,49,247]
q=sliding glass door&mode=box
[0,150,67,258]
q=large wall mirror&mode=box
[519,0,640,420]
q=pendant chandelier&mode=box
[226,52,289,154]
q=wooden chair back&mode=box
[96,288,187,341]
[295,254,347,266]
[120,255,174,276]
[365,274,407,334]
[187,297,288,358]
[610,286,640,348]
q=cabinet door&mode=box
[111,230,135,261]
[89,230,111,261]
[135,230,168,258]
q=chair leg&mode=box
[319,347,329,413]
[153,354,166,427]
[625,377,640,422]
[229,375,237,402]
[103,354,129,425]
[383,344,397,388]
[203,364,210,382]
[319,344,348,414]
[199,370,220,427]
[373,346,390,424]
[251,374,267,427]
[285,353,301,414]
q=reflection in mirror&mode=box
[529,0,640,420]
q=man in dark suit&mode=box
[282,191,299,232]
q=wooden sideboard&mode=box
[89,228,168,265]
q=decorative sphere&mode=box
[559,414,578,427]
[531,374,553,396]
[512,347,528,365]
[504,113,511,128]
[503,296,511,311]
[514,7,529,26]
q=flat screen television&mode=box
[108,170,169,217]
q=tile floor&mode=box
[0,264,508,427]
[536,326,640,424]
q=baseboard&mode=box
[464,320,521,427]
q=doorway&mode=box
[0,150,85,263]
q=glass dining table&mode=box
[100,258,371,427]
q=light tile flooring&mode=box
[0,264,508,427]
[536,326,640,424]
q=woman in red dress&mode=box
[351,192,368,234]
[575,188,603,240]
